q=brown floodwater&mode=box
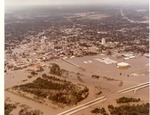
[5,55,149,115]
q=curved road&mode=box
[120,9,148,24]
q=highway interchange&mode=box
[58,82,149,115]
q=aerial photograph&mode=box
[5,0,149,115]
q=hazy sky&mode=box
[5,0,148,6]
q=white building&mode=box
[41,36,47,44]
[101,38,106,45]
[117,62,130,69]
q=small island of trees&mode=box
[12,74,89,105]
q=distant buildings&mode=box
[48,42,54,50]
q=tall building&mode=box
[40,36,47,50]
[101,38,106,45]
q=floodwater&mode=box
[5,54,149,114]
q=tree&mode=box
[108,105,114,110]
[31,71,38,76]
[107,50,112,55]
[37,67,44,72]
[50,63,61,76]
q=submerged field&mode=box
[5,54,149,115]
[10,74,89,106]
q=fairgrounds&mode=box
[63,54,148,85]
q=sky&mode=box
[5,0,149,6]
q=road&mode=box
[58,82,149,115]
[116,82,149,94]
[5,80,149,115]
[120,9,148,24]
[57,96,107,115]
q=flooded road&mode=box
[5,55,149,114]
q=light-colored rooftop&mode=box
[117,62,130,66]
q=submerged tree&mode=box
[49,63,61,76]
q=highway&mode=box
[58,82,149,115]
[116,82,149,94]
[57,96,107,115]
[6,81,149,115]
[120,9,148,24]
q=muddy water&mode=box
[5,55,149,114]
[5,91,59,115]
[56,55,149,89]
[73,86,149,115]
